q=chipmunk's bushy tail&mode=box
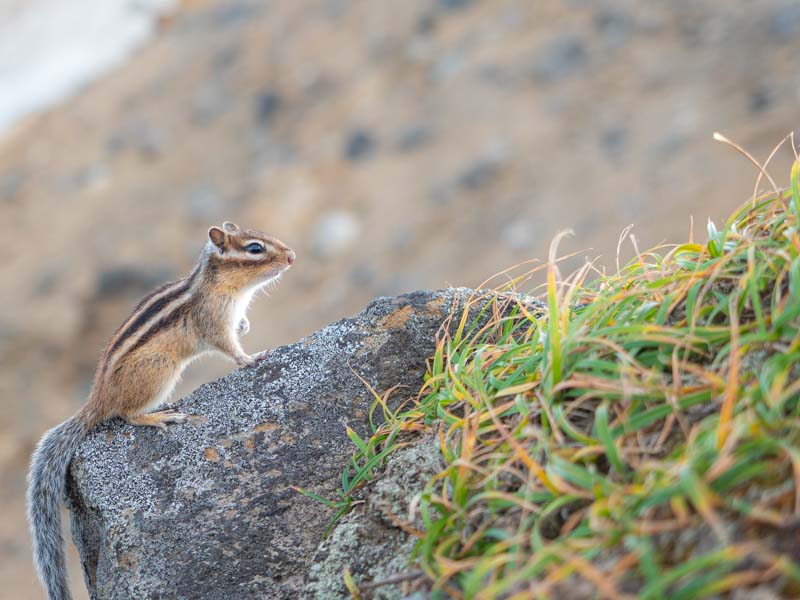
[27,417,88,600]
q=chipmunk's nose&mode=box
[287,250,296,265]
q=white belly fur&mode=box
[232,287,257,331]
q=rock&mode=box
[255,90,282,125]
[343,129,377,162]
[0,169,24,202]
[312,210,361,257]
[769,5,800,41]
[593,9,633,47]
[249,135,297,172]
[430,50,465,83]
[138,128,168,159]
[750,86,776,114]
[387,228,414,251]
[456,156,502,190]
[349,263,375,286]
[107,122,168,159]
[72,163,110,191]
[437,0,474,12]
[66,289,533,599]
[324,0,351,19]
[191,83,229,126]
[394,125,433,153]
[416,11,437,35]
[479,64,519,88]
[210,3,259,29]
[501,218,540,252]
[530,33,589,83]
[210,45,240,72]
[598,126,627,162]
[652,131,688,159]
[34,265,63,297]
[95,266,175,300]
[303,434,443,599]
[430,146,508,205]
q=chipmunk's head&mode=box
[207,222,295,291]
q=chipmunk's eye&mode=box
[246,242,265,254]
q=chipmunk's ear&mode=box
[208,226,227,249]
[222,221,240,234]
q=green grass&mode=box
[314,159,800,598]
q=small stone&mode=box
[456,155,503,190]
[530,34,589,83]
[211,45,239,71]
[598,127,627,161]
[480,64,518,88]
[375,276,415,298]
[395,125,433,152]
[343,129,377,162]
[324,0,350,18]
[653,132,688,159]
[437,0,474,11]
[750,86,776,113]
[249,136,297,172]
[431,146,508,205]
[106,132,127,155]
[0,169,24,202]
[431,50,464,83]
[416,11,437,34]
[594,10,633,46]
[349,264,375,286]
[191,83,229,125]
[211,3,258,28]
[34,266,62,296]
[107,122,167,158]
[312,210,361,257]
[137,125,168,159]
[501,219,537,252]
[95,266,173,299]
[388,228,414,251]
[255,90,281,125]
[769,5,800,41]
[73,163,109,190]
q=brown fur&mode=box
[76,222,294,429]
[27,221,295,600]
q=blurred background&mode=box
[1,0,798,597]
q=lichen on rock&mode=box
[303,434,444,599]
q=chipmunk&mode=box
[27,222,295,600]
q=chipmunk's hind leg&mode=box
[125,410,189,431]
[111,350,192,430]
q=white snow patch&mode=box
[0,0,177,138]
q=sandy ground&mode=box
[1,0,799,597]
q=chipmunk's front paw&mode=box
[237,317,250,336]
[235,354,255,368]
[252,349,270,363]
[235,350,270,369]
